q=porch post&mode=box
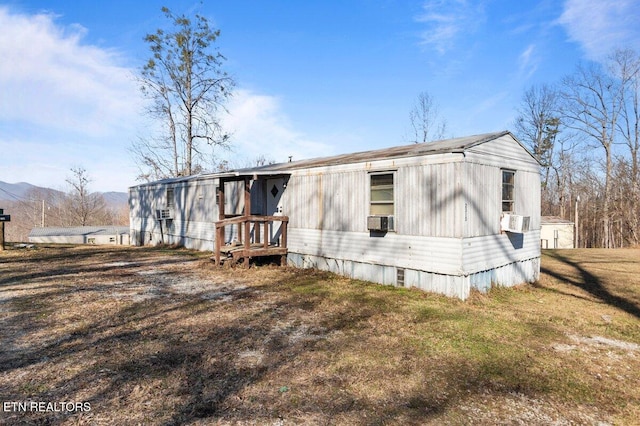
[281,219,288,266]
[215,179,225,265]
[243,177,251,267]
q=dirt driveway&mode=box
[1,246,306,424]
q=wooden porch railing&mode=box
[213,215,289,267]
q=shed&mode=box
[29,226,130,245]
[540,216,574,249]
[129,131,541,299]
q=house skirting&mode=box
[287,252,540,300]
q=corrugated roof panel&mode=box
[130,131,522,189]
[248,131,512,172]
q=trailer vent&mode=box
[397,268,405,287]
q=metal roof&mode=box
[541,216,574,224]
[29,226,129,238]
[130,131,532,187]
[245,131,515,172]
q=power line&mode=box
[0,186,28,202]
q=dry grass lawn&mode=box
[1,245,639,425]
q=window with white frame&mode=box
[370,173,395,215]
[501,169,515,212]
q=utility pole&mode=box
[575,195,580,248]
[42,200,45,227]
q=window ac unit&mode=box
[501,214,530,233]
[156,208,173,220]
[367,215,392,231]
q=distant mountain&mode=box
[0,181,127,207]
[102,191,129,206]
[0,181,61,202]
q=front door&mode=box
[266,178,285,245]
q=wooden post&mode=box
[243,177,251,267]
[215,181,225,265]
[280,219,288,266]
[263,220,269,248]
[0,208,8,251]
[244,177,251,218]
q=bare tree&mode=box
[514,85,560,184]
[611,49,640,178]
[408,91,447,143]
[610,48,640,245]
[133,7,235,181]
[512,49,640,248]
[559,62,624,248]
[513,84,580,218]
[65,167,108,226]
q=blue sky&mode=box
[1,0,639,192]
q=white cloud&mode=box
[415,0,486,54]
[0,7,333,191]
[220,89,335,166]
[518,44,538,79]
[558,0,640,60]
[0,6,147,192]
[0,6,142,136]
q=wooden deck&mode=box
[212,176,289,267]
[216,242,288,266]
[212,214,289,267]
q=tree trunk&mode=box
[602,157,612,248]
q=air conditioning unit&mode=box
[367,215,393,231]
[155,208,173,220]
[501,214,530,233]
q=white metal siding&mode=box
[461,230,541,273]
[285,172,368,232]
[466,134,540,173]
[288,228,540,280]
[129,178,221,250]
[287,228,463,276]
[286,160,466,238]
[463,163,501,237]
[397,162,463,237]
[515,170,541,229]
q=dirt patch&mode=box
[1,246,639,424]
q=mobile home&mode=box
[29,226,130,245]
[129,131,541,299]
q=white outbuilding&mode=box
[540,216,575,249]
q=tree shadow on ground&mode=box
[537,251,640,320]
[0,248,605,425]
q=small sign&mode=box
[0,215,10,222]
